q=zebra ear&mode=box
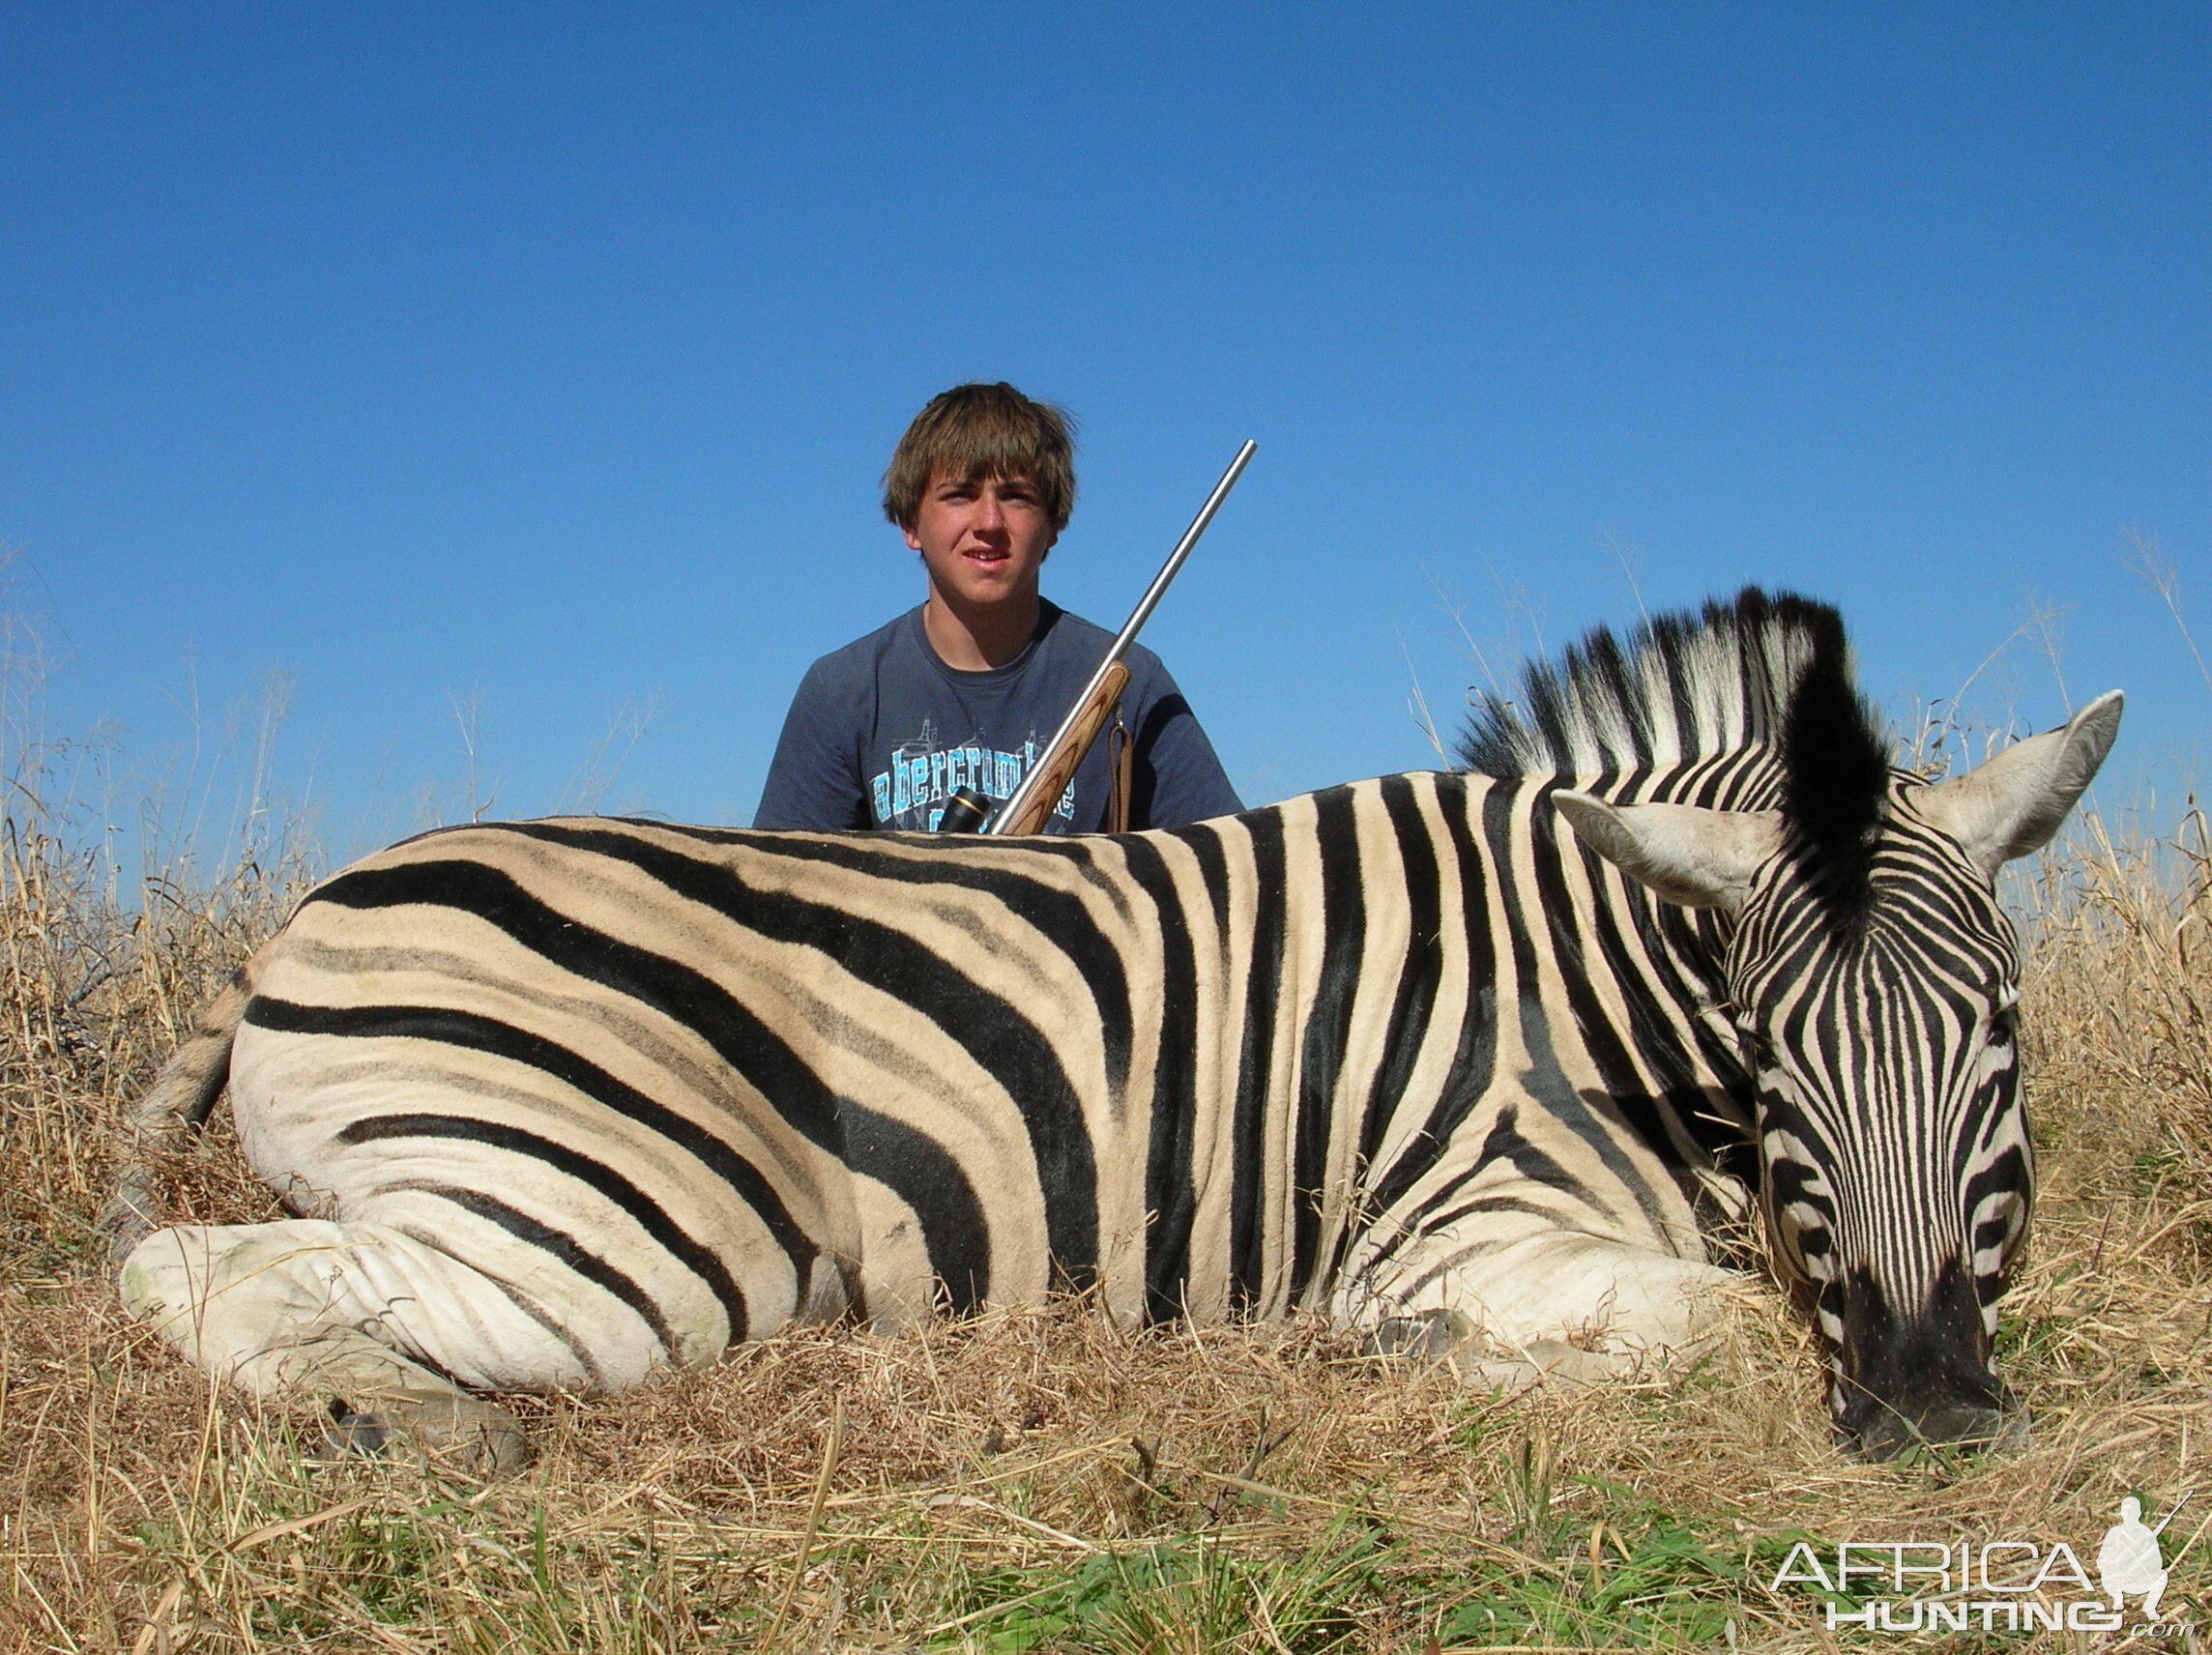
[1553,792,1784,914]
[1915,691,2123,878]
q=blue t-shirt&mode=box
[753,602,1242,833]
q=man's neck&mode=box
[922,591,1043,671]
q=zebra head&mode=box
[1556,681,2121,1461]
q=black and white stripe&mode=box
[113,589,2119,1461]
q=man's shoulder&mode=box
[1035,599,1109,646]
[1034,602,1167,675]
[1031,606,1196,721]
[800,607,927,682]
[1045,607,1179,694]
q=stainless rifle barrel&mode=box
[985,439,1257,834]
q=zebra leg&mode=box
[1356,1231,1737,1392]
[118,1219,596,1475]
[1367,1309,1634,1392]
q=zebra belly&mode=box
[221,1016,1102,1377]
[226,1015,825,1379]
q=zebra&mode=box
[104,590,2119,1469]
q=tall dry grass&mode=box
[0,751,2205,1649]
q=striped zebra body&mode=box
[175,778,1737,1369]
[110,591,2120,1466]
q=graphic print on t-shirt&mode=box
[869,716,1076,831]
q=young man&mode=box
[754,383,1241,833]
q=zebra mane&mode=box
[1457,587,1892,917]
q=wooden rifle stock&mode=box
[992,663,1130,836]
[980,439,1255,835]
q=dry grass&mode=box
[2,791,2206,1652]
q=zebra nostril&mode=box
[102,590,2109,1466]
[1849,1401,2022,1463]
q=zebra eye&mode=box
[1986,1002,2019,1048]
[1734,1021,1777,1068]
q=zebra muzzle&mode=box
[1831,1265,2021,1461]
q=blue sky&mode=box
[3,4,2204,866]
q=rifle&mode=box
[2150,1491,2192,1537]
[944,439,1256,835]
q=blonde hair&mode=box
[882,383,1077,533]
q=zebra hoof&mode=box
[320,1398,532,1478]
[1366,1307,1479,1360]
[1457,1340,1629,1396]
[322,1403,394,1459]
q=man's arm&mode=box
[752,659,871,830]
[1124,656,1242,828]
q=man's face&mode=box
[905,470,1058,611]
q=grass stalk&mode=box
[0,673,2203,1648]
[758,1392,844,1650]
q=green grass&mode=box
[5,604,2207,1652]
[126,1462,1812,1653]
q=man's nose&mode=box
[973,489,1005,530]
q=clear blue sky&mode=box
[4,4,2204,867]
